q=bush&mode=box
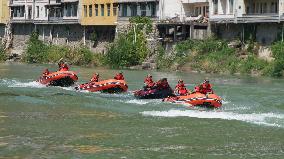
[23,32,103,66]
[24,31,49,63]
[105,30,148,68]
[270,41,284,77]
[0,44,6,61]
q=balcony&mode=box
[238,14,279,23]
[181,0,208,3]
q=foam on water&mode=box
[141,109,284,128]
[125,99,162,105]
[0,79,45,88]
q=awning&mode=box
[61,0,79,3]
[45,3,62,6]
[118,0,159,2]
[9,4,25,7]
[181,0,208,3]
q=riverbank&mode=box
[1,31,284,78]
[157,38,284,78]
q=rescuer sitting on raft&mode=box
[90,73,99,82]
[42,69,50,76]
[114,71,124,80]
[155,78,170,90]
[144,74,155,90]
[194,79,213,94]
[58,58,69,71]
[175,79,189,96]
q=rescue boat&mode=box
[38,71,78,87]
[134,87,174,99]
[163,92,222,108]
[76,79,128,93]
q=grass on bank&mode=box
[157,38,284,77]
[23,32,104,66]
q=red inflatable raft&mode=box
[76,79,128,93]
[163,92,222,108]
[38,71,78,87]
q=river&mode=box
[0,63,284,158]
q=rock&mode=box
[228,40,242,48]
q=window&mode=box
[275,1,278,13]
[36,6,39,18]
[140,3,146,16]
[113,3,118,16]
[107,4,111,16]
[130,4,137,16]
[89,5,92,17]
[45,7,47,17]
[122,4,127,16]
[84,5,87,17]
[101,4,104,16]
[229,0,234,14]
[263,3,267,13]
[95,4,98,16]
[213,0,218,14]
[150,3,156,17]
[73,4,78,17]
[66,4,71,17]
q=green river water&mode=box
[0,63,284,158]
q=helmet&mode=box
[95,73,99,76]
[148,74,152,77]
[119,71,123,74]
[178,79,183,83]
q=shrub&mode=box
[23,32,103,66]
[24,31,48,63]
[105,30,148,68]
[0,44,6,61]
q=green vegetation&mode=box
[157,37,283,77]
[0,44,6,61]
[105,17,151,68]
[23,32,103,66]
[268,41,284,77]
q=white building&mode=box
[208,0,284,45]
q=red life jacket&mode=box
[200,83,213,94]
[90,75,99,82]
[144,77,154,87]
[179,88,188,95]
[194,86,200,92]
[59,64,69,71]
[114,74,124,80]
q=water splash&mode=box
[0,79,45,88]
[141,109,284,128]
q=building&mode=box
[8,0,82,53]
[209,0,283,45]
[81,0,118,25]
[158,0,210,44]
[80,0,118,52]
[0,0,10,39]
[117,0,159,23]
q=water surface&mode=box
[0,63,284,158]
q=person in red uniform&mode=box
[90,73,99,82]
[201,79,213,94]
[175,79,189,96]
[58,58,69,71]
[42,69,50,76]
[195,79,213,94]
[144,74,155,90]
[114,71,124,80]
[156,78,170,90]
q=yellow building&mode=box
[0,0,9,24]
[81,0,118,25]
